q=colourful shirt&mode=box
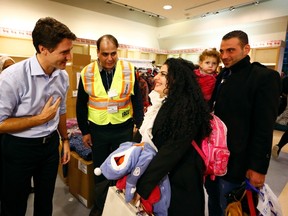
[194,68,217,101]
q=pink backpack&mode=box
[192,113,230,180]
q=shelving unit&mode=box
[1,35,286,74]
[250,40,285,72]
[65,53,91,118]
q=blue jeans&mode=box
[205,177,243,216]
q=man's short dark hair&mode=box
[32,17,77,53]
[96,34,119,51]
[222,30,249,48]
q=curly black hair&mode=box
[159,58,212,140]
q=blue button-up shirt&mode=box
[0,54,69,138]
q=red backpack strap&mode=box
[191,141,206,162]
[246,189,257,216]
[192,140,210,182]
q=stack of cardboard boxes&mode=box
[58,143,95,208]
[68,151,95,208]
[58,53,96,208]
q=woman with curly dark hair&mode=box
[134,58,212,215]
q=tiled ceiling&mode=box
[50,0,272,26]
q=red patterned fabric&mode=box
[194,69,217,101]
[116,175,161,215]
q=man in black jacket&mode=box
[206,30,281,216]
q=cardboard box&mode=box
[65,53,91,119]
[68,151,95,208]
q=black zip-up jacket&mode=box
[211,55,281,183]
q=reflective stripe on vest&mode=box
[85,60,133,109]
[83,62,95,96]
[88,96,131,110]
[81,60,135,125]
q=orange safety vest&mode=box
[81,60,135,125]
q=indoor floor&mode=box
[25,130,288,216]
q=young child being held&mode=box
[194,48,221,101]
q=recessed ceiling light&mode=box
[229,6,235,11]
[163,5,172,10]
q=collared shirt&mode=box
[100,69,115,92]
[0,54,69,138]
[97,59,114,75]
[97,60,115,91]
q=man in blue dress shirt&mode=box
[0,17,76,216]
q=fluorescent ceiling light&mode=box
[163,5,172,10]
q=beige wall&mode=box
[0,0,159,49]
[158,15,288,50]
[1,0,288,53]
[0,36,34,57]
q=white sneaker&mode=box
[272,145,280,159]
